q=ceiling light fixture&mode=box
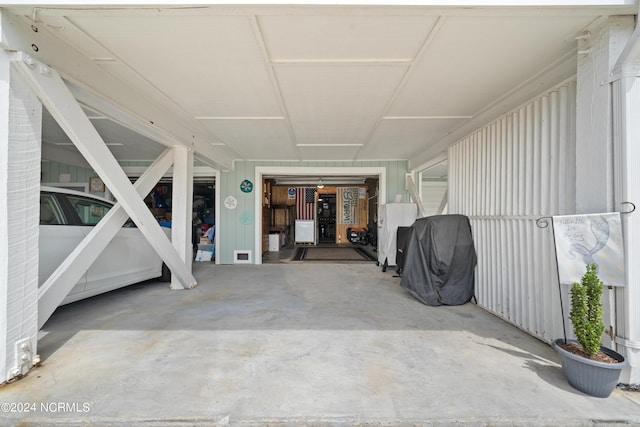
[317,178,324,189]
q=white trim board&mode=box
[254,166,386,264]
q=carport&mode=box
[1,0,640,399]
[2,263,640,426]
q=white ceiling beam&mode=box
[0,9,236,170]
[250,14,302,159]
[12,53,198,291]
[37,148,175,329]
[354,16,446,161]
[5,3,637,15]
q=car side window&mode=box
[40,194,65,225]
[65,195,113,226]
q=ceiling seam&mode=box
[352,15,447,162]
[249,14,303,161]
[45,14,243,166]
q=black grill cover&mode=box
[400,214,477,306]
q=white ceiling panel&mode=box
[199,120,297,160]
[42,108,165,161]
[389,15,592,117]
[297,145,362,161]
[5,5,630,168]
[259,14,437,61]
[360,118,467,159]
[276,64,409,146]
[69,14,283,117]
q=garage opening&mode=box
[257,168,385,264]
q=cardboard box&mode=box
[150,208,166,218]
[165,212,172,220]
[199,237,211,244]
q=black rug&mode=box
[293,246,377,262]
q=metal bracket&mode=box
[535,216,552,229]
[621,201,636,214]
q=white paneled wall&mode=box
[449,80,576,342]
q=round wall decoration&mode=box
[224,195,238,210]
[239,211,253,225]
[240,179,253,193]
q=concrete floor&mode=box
[2,262,640,426]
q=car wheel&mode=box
[159,262,171,282]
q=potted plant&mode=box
[552,263,628,397]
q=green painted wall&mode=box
[43,158,410,265]
[219,160,409,264]
[41,160,94,186]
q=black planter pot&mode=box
[552,338,628,398]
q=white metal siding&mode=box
[449,81,576,342]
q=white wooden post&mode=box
[0,50,41,382]
[575,16,634,354]
[171,147,194,290]
[575,16,633,214]
[611,14,640,386]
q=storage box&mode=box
[165,212,172,220]
[199,237,211,244]
[269,234,280,251]
[195,250,213,262]
[195,244,215,262]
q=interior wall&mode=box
[220,160,409,264]
[40,160,98,194]
[448,79,577,343]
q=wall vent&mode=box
[234,250,252,264]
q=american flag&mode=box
[296,187,315,220]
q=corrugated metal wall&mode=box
[449,80,577,342]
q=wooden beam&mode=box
[37,149,175,329]
[170,147,194,290]
[12,54,197,292]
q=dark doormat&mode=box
[293,246,377,262]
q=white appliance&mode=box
[295,220,315,243]
[377,203,418,267]
[268,234,280,251]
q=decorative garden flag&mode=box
[552,213,625,287]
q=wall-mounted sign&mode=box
[89,176,105,192]
[337,187,359,225]
[240,179,253,193]
[224,195,238,210]
[288,188,296,199]
[239,211,253,225]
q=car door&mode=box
[63,194,163,299]
[39,192,87,296]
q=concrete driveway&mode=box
[1,263,639,426]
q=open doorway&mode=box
[255,166,387,264]
[317,193,336,244]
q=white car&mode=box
[39,186,170,305]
